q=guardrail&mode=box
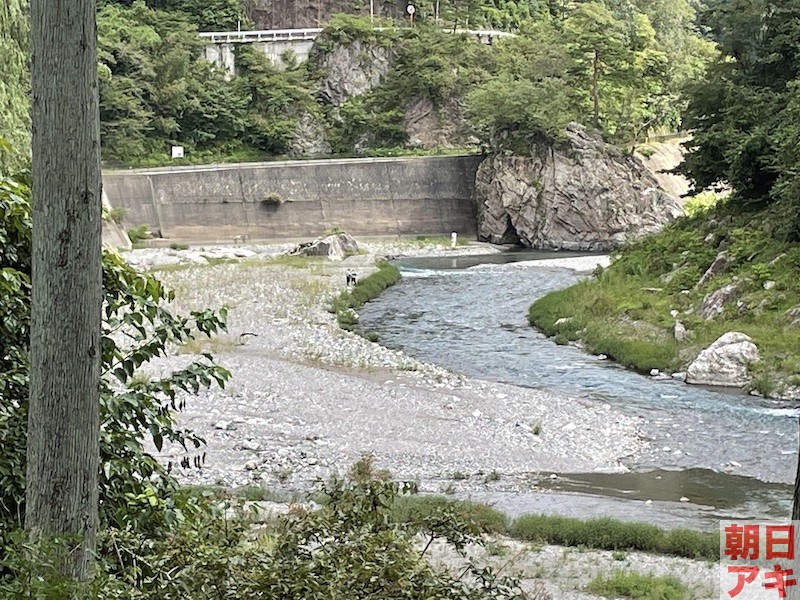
[199,28,323,44]
[198,27,514,45]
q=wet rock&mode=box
[475,123,683,249]
[697,281,741,320]
[686,332,759,388]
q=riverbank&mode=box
[124,240,730,598]
[132,241,644,493]
[528,209,800,399]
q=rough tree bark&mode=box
[25,0,101,582]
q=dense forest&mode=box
[2,0,716,168]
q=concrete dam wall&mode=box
[103,155,484,242]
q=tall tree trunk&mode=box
[592,48,601,129]
[25,0,101,582]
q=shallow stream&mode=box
[358,251,798,529]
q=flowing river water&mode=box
[358,251,798,530]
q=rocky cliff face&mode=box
[475,123,683,250]
[314,40,392,107]
[403,95,477,150]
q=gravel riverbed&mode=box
[123,240,722,599]
[128,241,645,492]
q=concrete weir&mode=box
[103,155,484,243]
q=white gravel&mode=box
[130,240,645,492]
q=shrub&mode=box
[587,570,688,600]
[127,224,151,244]
[169,242,189,250]
[261,192,283,205]
[509,514,719,560]
[0,168,230,563]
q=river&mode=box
[357,251,797,528]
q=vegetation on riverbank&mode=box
[329,260,401,331]
[528,204,800,394]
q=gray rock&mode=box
[696,251,730,287]
[289,112,332,157]
[315,40,391,107]
[475,123,683,249]
[402,95,477,150]
[785,305,800,319]
[697,281,741,320]
[686,332,760,388]
[763,280,776,290]
[673,320,687,342]
[290,232,359,261]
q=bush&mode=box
[0,168,230,565]
[261,192,283,205]
[127,224,152,244]
[587,571,688,600]
[1,460,528,598]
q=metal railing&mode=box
[198,28,323,44]
[198,27,514,45]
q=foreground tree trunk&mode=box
[25,0,101,582]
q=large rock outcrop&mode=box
[475,123,683,250]
[314,40,391,107]
[685,332,760,388]
[403,96,477,150]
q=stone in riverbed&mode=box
[685,332,759,388]
[289,232,359,261]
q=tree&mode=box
[0,0,30,174]
[25,0,102,582]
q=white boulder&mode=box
[686,332,760,388]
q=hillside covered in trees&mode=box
[2,0,716,168]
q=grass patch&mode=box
[390,494,508,534]
[588,571,688,600]
[330,260,401,331]
[528,206,800,382]
[510,514,719,560]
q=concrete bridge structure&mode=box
[200,27,513,76]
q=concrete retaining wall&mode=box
[104,155,483,242]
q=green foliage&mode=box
[528,206,800,383]
[391,495,509,534]
[680,0,800,234]
[0,2,30,173]
[588,570,688,600]
[330,260,401,330]
[2,460,527,598]
[0,167,230,557]
[127,224,152,244]
[510,514,719,560]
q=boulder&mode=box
[697,281,741,320]
[475,123,683,249]
[673,320,687,342]
[290,232,359,261]
[696,251,730,287]
[686,332,760,388]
